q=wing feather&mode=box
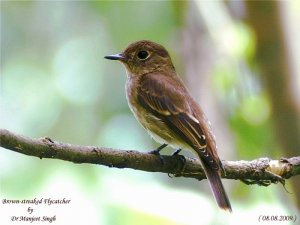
[137,73,220,170]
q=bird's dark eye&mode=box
[137,50,149,60]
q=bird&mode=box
[104,40,232,212]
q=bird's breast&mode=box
[125,78,191,150]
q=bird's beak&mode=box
[104,53,125,61]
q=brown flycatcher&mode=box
[104,40,232,212]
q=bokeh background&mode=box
[1,1,299,225]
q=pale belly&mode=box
[125,77,195,152]
[127,97,192,151]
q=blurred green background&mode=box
[1,1,299,225]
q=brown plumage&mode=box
[105,40,232,212]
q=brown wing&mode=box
[137,73,220,170]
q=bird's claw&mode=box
[148,143,168,155]
[148,150,165,165]
[167,149,186,177]
[148,149,161,155]
[148,144,168,165]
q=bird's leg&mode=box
[167,149,186,178]
[148,143,168,155]
[171,149,186,173]
[148,144,168,165]
[171,148,182,156]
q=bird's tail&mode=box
[200,158,232,212]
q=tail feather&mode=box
[200,158,232,212]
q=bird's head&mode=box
[105,40,175,77]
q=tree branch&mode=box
[0,129,299,186]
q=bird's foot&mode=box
[171,148,182,156]
[148,144,168,165]
[148,143,168,155]
[167,149,186,177]
[172,148,186,170]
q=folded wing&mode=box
[137,73,220,170]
